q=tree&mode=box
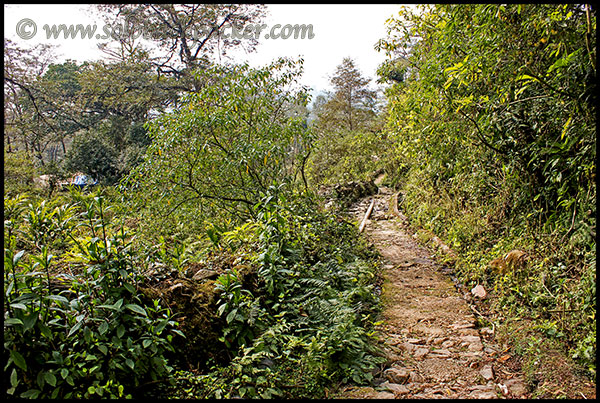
[73,50,178,180]
[96,4,266,91]
[38,61,86,158]
[4,38,178,181]
[4,4,268,180]
[123,58,312,222]
[306,58,386,186]
[380,4,596,223]
[314,57,377,134]
[4,39,58,164]
[62,131,120,183]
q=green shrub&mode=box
[4,193,182,399]
[307,130,393,186]
[171,190,383,398]
[4,150,37,196]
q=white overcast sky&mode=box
[4,4,403,95]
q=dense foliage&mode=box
[169,190,382,398]
[4,190,182,398]
[124,58,312,227]
[307,57,388,186]
[4,3,596,400]
[377,3,595,378]
[3,186,383,399]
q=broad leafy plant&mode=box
[4,193,183,399]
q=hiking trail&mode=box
[337,186,529,399]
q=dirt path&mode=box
[337,187,529,399]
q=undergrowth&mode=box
[4,189,182,399]
[168,187,384,398]
[4,186,384,399]
[394,169,596,383]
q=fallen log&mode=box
[359,198,375,233]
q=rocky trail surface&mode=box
[337,186,530,399]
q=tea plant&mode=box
[4,193,183,399]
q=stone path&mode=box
[337,187,529,399]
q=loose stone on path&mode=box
[338,188,528,399]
